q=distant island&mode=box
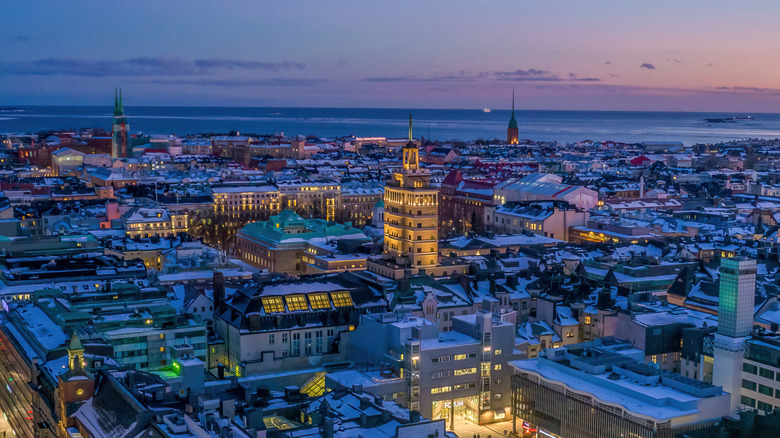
[703,116,753,123]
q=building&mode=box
[507,90,519,145]
[510,338,731,438]
[111,89,129,159]
[349,308,517,427]
[379,115,439,269]
[341,186,383,225]
[712,257,757,415]
[440,169,497,235]
[212,274,387,376]
[485,200,588,241]
[236,210,370,275]
[212,184,281,217]
[494,173,598,210]
[124,207,188,239]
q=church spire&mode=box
[507,89,519,144]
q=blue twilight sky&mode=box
[3,0,780,111]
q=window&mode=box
[744,363,758,374]
[453,354,467,361]
[282,333,288,343]
[269,334,275,345]
[309,293,331,310]
[494,349,502,356]
[584,316,591,325]
[741,396,756,408]
[285,294,308,311]
[494,393,502,400]
[453,368,477,376]
[759,384,773,396]
[759,368,775,380]
[430,386,451,394]
[331,291,353,307]
[743,379,757,391]
[758,401,773,412]
[494,364,502,371]
[262,296,285,313]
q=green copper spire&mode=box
[508,89,518,129]
[114,88,125,117]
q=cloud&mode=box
[604,61,612,65]
[707,63,714,67]
[668,59,681,64]
[151,77,322,87]
[363,68,600,83]
[640,63,656,70]
[0,56,306,77]
[712,86,780,95]
[193,59,305,71]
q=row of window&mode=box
[431,382,479,394]
[260,291,353,313]
[742,379,780,398]
[431,353,478,363]
[741,395,777,413]
[431,368,478,379]
[744,363,780,381]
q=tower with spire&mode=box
[375,114,439,273]
[507,89,519,145]
[112,89,130,159]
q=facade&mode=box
[440,169,497,235]
[510,339,731,438]
[713,257,757,414]
[124,207,188,238]
[212,184,281,217]
[341,186,383,225]
[350,309,517,427]
[381,116,439,268]
[111,89,129,159]
[277,181,341,221]
[485,200,588,241]
[213,275,387,376]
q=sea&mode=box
[2,106,780,145]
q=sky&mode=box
[3,0,780,111]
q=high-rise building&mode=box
[507,89,519,145]
[382,115,439,268]
[111,89,129,159]
[713,256,757,415]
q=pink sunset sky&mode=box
[3,0,780,111]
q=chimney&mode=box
[323,417,334,438]
[217,363,225,380]
[352,384,363,394]
[213,271,225,317]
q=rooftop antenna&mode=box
[408,113,413,143]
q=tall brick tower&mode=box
[112,89,130,159]
[507,89,519,145]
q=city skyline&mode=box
[4,1,780,111]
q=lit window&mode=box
[285,294,308,312]
[76,389,84,395]
[262,297,285,313]
[309,293,331,310]
[331,291,353,307]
